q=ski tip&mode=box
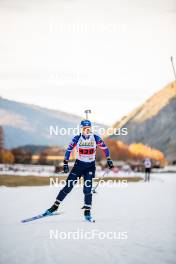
[21,219,28,223]
[21,211,63,223]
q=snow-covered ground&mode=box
[0,164,143,178]
[0,173,176,264]
[0,164,56,177]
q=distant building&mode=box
[31,154,75,164]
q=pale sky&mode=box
[0,0,176,125]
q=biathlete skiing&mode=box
[45,119,114,222]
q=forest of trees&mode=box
[96,138,166,166]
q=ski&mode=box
[85,219,96,223]
[84,216,95,223]
[21,211,62,223]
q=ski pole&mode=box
[92,168,110,193]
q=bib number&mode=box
[79,148,95,155]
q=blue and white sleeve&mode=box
[64,135,80,161]
[94,134,110,158]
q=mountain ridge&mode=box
[110,81,176,163]
[0,97,106,148]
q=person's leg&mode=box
[83,172,93,208]
[82,164,95,219]
[56,170,78,202]
[146,168,148,181]
[47,160,82,213]
[148,168,151,182]
[145,168,147,181]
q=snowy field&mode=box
[0,173,176,264]
[0,164,142,178]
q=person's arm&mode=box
[63,134,80,173]
[94,134,114,169]
[94,134,110,157]
[64,134,80,161]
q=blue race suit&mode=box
[56,133,110,208]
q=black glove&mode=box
[63,160,69,173]
[107,158,114,169]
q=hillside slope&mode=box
[110,81,176,163]
[0,97,105,148]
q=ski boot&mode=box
[44,200,60,216]
[82,206,95,223]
